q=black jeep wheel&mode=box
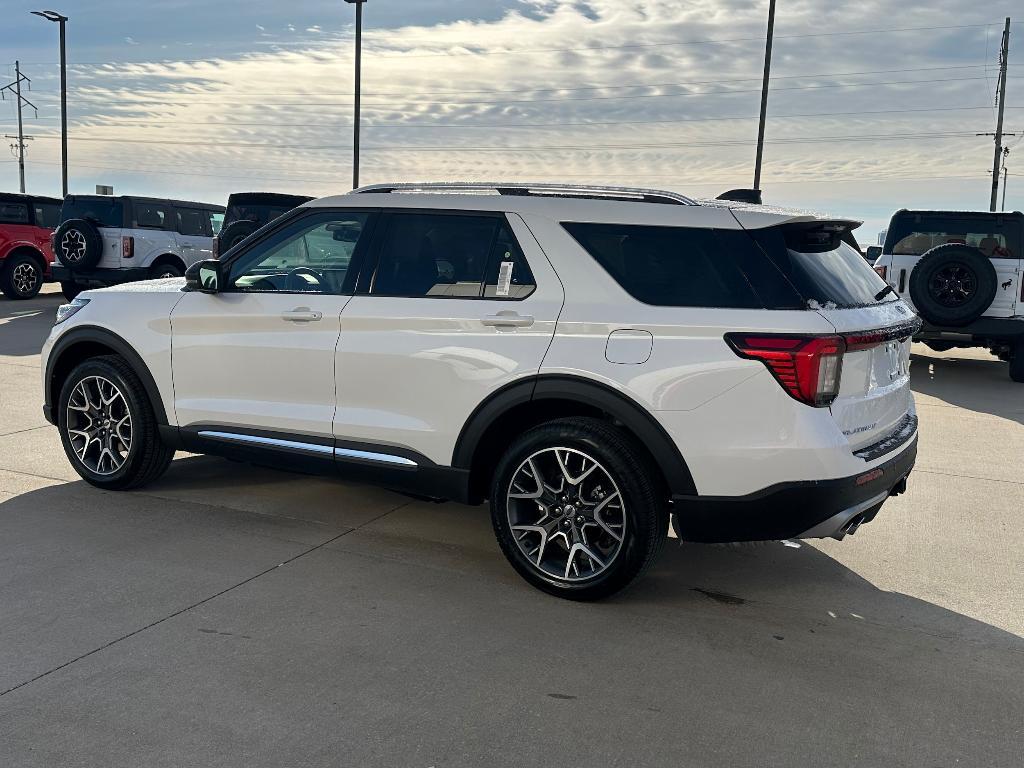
[1,252,44,300]
[54,218,104,272]
[490,417,668,600]
[908,244,997,327]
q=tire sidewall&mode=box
[58,358,149,487]
[54,219,104,272]
[490,423,659,599]
[909,245,997,326]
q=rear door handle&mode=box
[282,308,323,323]
[482,311,534,328]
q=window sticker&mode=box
[497,259,514,297]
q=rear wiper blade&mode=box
[874,284,896,302]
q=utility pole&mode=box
[1,61,38,193]
[1001,147,1010,211]
[989,17,1011,212]
[32,11,70,197]
[344,0,367,190]
[753,0,777,193]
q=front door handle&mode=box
[282,308,323,323]
[482,311,534,328]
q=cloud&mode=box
[124,37,140,46]
[22,1,1022,233]
[256,24,266,32]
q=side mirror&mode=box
[185,259,223,293]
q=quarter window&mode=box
[34,203,61,229]
[371,213,529,298]
[228,211,373,295]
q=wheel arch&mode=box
[45,326,170,426]
[2,244,47,269]
[454,374,696,503]
[148,253,187,272]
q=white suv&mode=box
[41,183,920,599]
[52,195,225,300]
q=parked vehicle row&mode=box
[42,183,919,599]
[0,192,61,299]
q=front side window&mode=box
[0,203,30,224]
[371,212,517,298]
[176,208,208,237]
[228,211,373,295]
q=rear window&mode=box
[0,202,30,224]
[61,197,124,228]
[34,202,61,229]
[747,225,897,309]
[563,222,802,309]
[884,214,1021,259]
[225,203,295,229]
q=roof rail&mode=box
[351,182,697,206]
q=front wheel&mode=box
[58,356,174,489]
[1,254,44,300]
[490,417,668,600]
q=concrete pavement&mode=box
[1,286,1021,767]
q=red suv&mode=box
[0,193,62,300]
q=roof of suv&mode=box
[309,182,856,230]
[65,194,224,211]
[890,209,1023,220]
[0,192,62,205]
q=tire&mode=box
[0,252,44,299]
[490,417,668,600]
[60,281,83,301]
[57,355,174,490]
[53,219,105,272]
[924,341,955,352]
[908,244,998,327]
[1010,341,1024,384]
[148,262,183,279]
[218,220,257,254]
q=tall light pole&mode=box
[344,0,366,190]
[753,0,776,193]
[31,10,69,197]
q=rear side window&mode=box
[176,208,209,236]
[884,214,1021,259]
[370,213,509,298]
[0,203,30,224]
[34,203,60,229]
[563,222,801,309]
[61,197,124,227]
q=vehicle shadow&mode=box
[0,291,63,358]
[909,344,1023,426]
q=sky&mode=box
[1,0,1021,239]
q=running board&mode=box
[197,431,417,469]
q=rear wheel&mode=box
[58,356,174,489]
[490,417,667,600]
[149,262,183,280]
[1010,341,1024,383]
[1,253,44,299]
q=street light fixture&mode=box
[343,0,366,190]
[31,9,69,198]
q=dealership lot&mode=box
[1,287,1022,766]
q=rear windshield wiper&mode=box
[874,284,896,302]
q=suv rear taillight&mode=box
[122,236,134,258]
[727,334,845,407]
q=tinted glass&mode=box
[61,197,123,227]
[483,222,536,299]
[225,203,294,228]
[0,203,30,224]
[884,214,1021,259]
[34,203,61,229]
[371,213,498,298]
[176,208,208,236]
[134,202,168,229]
[564,223,802,309]
[229,211,372,294]
[210,211,224,235]
[749,226,896,309]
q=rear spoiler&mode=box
[717,189,763,205]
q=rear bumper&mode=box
[52,266,149,285]
[672,437,917,543]
[916,317,1024,343]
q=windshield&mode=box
[61,197,124,228]
[749,226,897,309]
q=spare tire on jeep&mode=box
[53,219,104,272]
[217,220,258,254]
[908,243,998,327]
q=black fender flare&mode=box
[44,325,170,426]
[453,374,697,496]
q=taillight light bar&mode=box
[727,334,845,407]
[122,236,134,259]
